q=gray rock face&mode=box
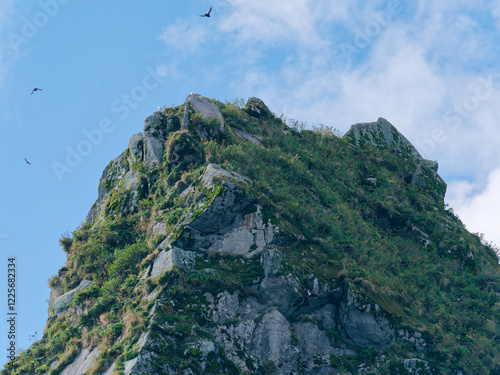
[48,283,64,316]
[344,117,422,159]
[191,181,252,234]
[209,205,278,257]
[202,286,354,375]
[260,276,301,318]
[340,286,395,348]
[169,164,284,258]
[143,111,169,167]
[86,159,113,224]
[128,132,143,163]
[150,246,198,278]
[165,163,283,257]
[123,328,172,375]
[249,309,299,375]
[261,249,282,277]
[58,347,100,375]
[51,279,93,316]
[293,321,354,374]
[205,290,298,374]
[183,93,224,134]
[89,273,400,375]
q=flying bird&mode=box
[31,88,43,95]
[25,158,31,165]
[200,7,212,17]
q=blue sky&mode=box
[1,0,500,366]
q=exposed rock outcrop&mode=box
[127,132,143,163]
[340,286,395,348]
[50,279,93,316]
[344,117,447,199]
[404,358,431,374]
[344,117,422,159]
[183,93,224,138]
[245,97,273,119]
[143,111,169,167]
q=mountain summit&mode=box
[5,94,500,375]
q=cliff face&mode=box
[5,94,500,375]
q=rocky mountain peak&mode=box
[8,94,500,375]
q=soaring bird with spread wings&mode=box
[200,7,212,17]
[25,158,31,165]
[31,88,43,95]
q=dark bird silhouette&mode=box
[25,158,31,165]
[200,7,212,17]
[31,88,43,95]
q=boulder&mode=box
[150,246,198,278]
[245,97,273,119]
[182,93,224,136]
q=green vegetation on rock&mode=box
[4,95,500,375]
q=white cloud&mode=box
[156,62,183,80]
[218,0,351,48]
[158,18,212,53]
[446,168,500,249]
[333,36,446,130]
[0,0,15,31]
[0,0,16,85]
[493,0,500,27]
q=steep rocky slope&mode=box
[4,94,500,375]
